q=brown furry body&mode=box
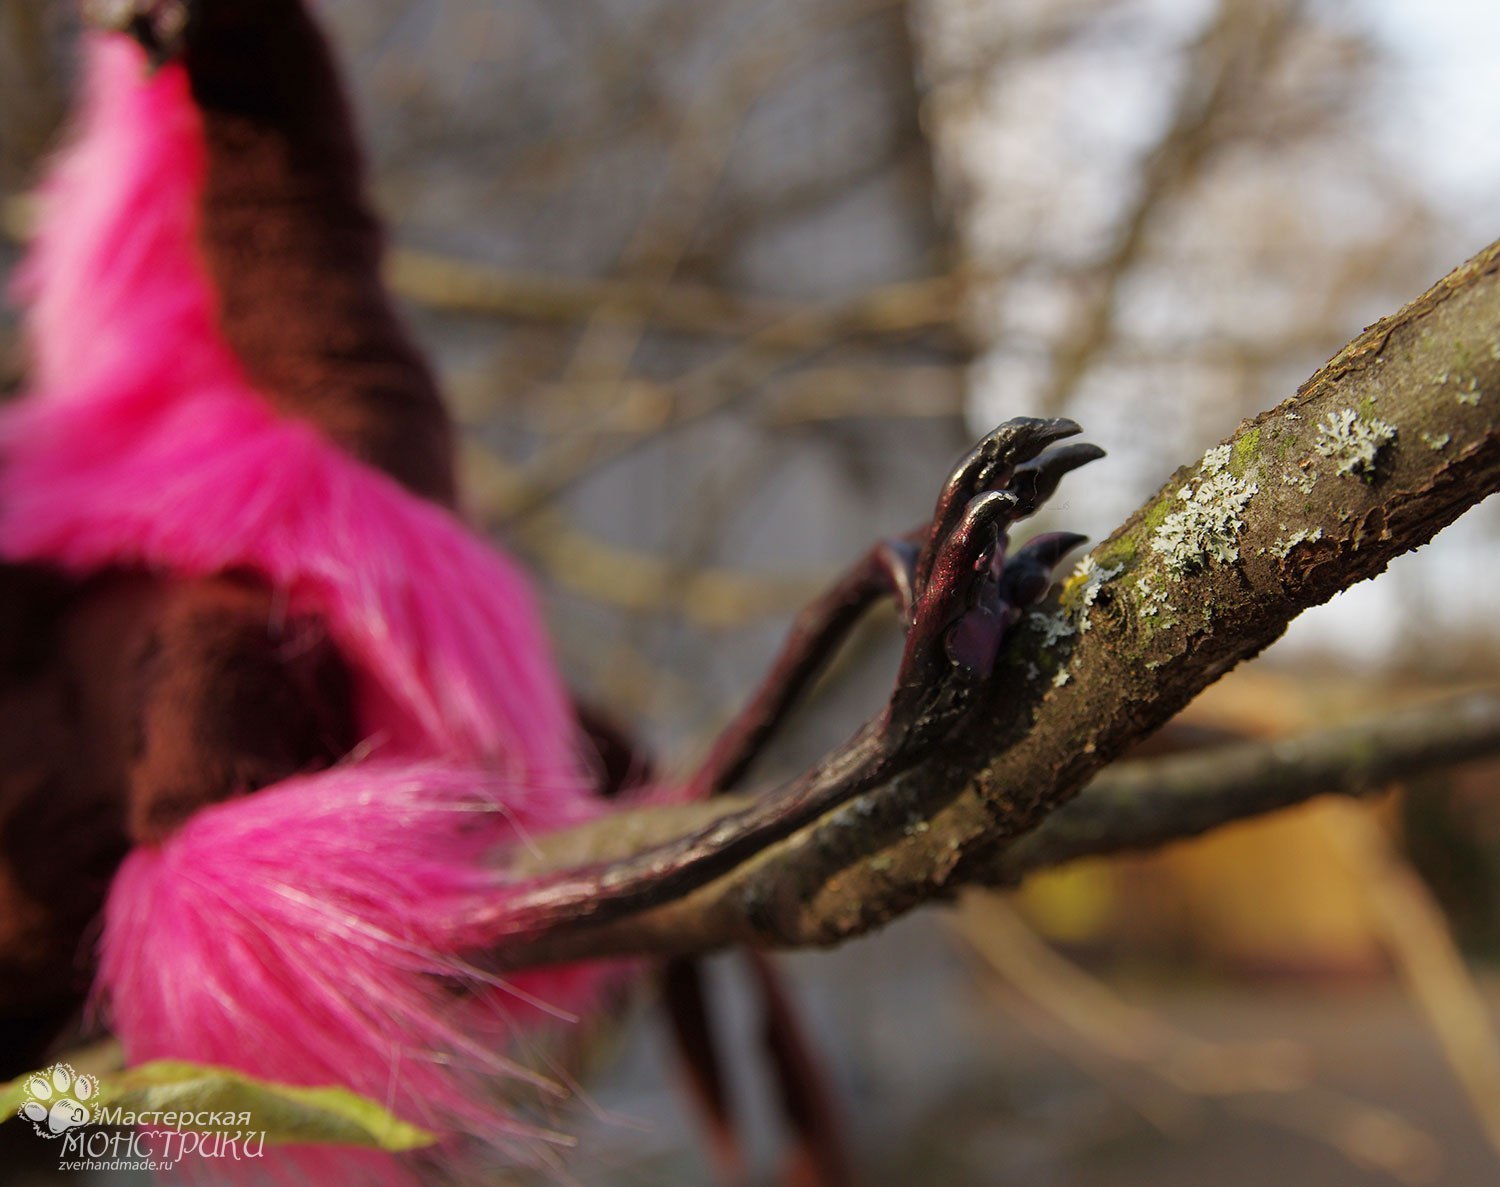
[0,0,450,1072]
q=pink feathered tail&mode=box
[2,35,632,1181]
[102,762,619,1183]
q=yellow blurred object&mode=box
[1168,801,1383,974]
[1017,863,1116,945]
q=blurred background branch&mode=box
[987,688,1500,884]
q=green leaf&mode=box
[2,1060,438,1151]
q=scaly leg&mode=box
[468,418,1102,946]
[691,419,1102,796]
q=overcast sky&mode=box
[1360,0,1500,229]
[1279,0,1500,665]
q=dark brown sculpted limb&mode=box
[464,417,1099,948]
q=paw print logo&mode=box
[18,1063,98,1138]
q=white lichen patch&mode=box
[1420,431,1451,451]
[1029,556,1124,690]
[1028,607,1075,647]
[1136,573,1174,620]
[1314,408,1397,478]
[1150,444,1258,577]
[1271,526,1324,559]
[1063,556,1124,635]
[1281,465,1317,494]
[1438,369,1484,405]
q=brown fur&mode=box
[182,0,457,506]
[0,568,356,1074]
[0,0,461,1069]
[116,574,356,843]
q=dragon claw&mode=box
[534,417,1105,934]
[886,421,1099,741]
[918,417,1084,593]
[1000,531,1090,609]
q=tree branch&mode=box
[486,237,1500,969]
[983,688,1500,883]
[495,686,1500,967]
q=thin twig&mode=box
[1036,0,1297,415]
[388,248,961,347]
[983,689,1500,883]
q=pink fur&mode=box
[103,763,615,1183]
[0,384,585,780]
[5,36,579,779]
[2,35,625,1181]
[13,38,211,401]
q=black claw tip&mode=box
[1010,441,1105,514]
[947,418,1082,502]
[979,417,1082,466]
[999,532,1089,608]
[1030,440,1103,467]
